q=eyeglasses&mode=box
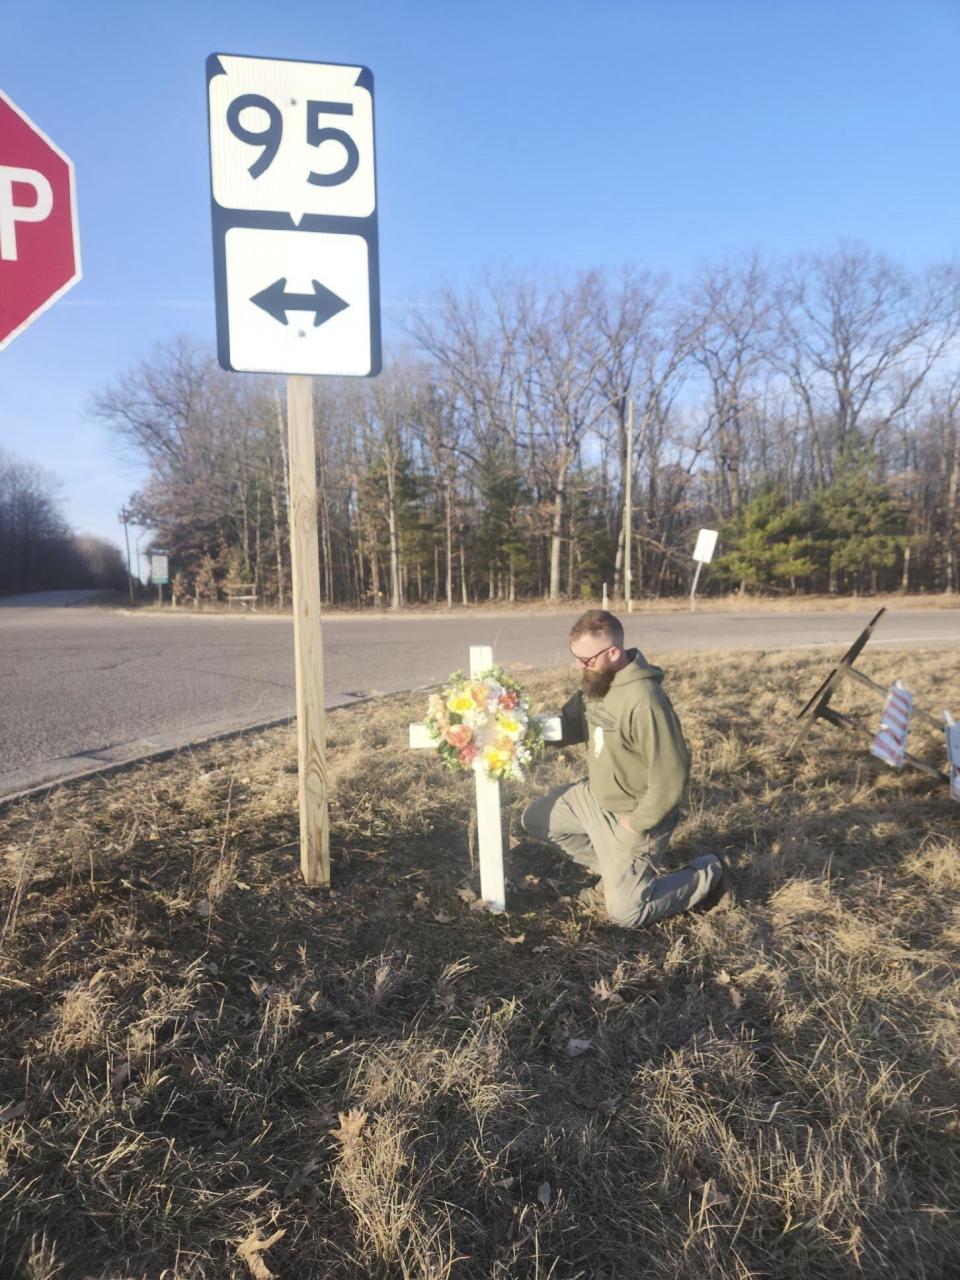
[571,644,614,668]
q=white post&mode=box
[469,644,505,911]
[409,646,564,911]
[689,559,703,612]
[408,643,507,911]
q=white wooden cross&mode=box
[409,644,560,913]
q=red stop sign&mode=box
[0,91,81,351]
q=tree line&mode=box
[0,449,126,596]
[94,245,960,607]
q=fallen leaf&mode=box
[168,1053,210,1080]
[728,985,744,1009]
[700,1179,731,1209]
[522,874,541,887]
[195,898,211,918]
[412,892,430,911]
[565,1037,593,1058]
[537,1180,552,1207]
[329,1107,368,1146]
[433,911,455,924]
[503,933,526,945]
[715,969,731,986]
[677,1157,704,1189]
[591,978,625,1007]
[236,1227,287,1280]
[111,1060,131,1089]
[456,887,478,903]
[0,1100,26,1122]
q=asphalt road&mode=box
[2,595,957,798]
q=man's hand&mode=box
[618,816,635,834]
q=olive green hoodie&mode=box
[558,649,690,836]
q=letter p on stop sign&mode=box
[0,90,81,351]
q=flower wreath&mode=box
[425,666,543,782]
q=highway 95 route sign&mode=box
[206,53,381,377]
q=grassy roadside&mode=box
[1,648,958,1279]
[103,592,960,619]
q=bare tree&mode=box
[774,246,960,483]
[689,254,773,518]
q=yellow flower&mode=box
[497,715,521,737]
[484,746,512,773]
[447,691,474,714]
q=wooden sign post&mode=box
[287,375,329,886]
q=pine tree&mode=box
[715,488,816,592]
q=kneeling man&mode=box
[522,610,722,927]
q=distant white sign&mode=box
[149,554,169,585]
[693,528,719,564]
[206,52,381,378]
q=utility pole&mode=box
[624,399,633,613]
[118,507,134,605]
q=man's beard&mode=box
[581,667,616,700]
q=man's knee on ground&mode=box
[603,886,654,929]
[520,798,544,838]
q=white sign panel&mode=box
[693,528,719,564]
[150,554,169,585]
[206,53,380,378]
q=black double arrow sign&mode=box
[251,278,349,328]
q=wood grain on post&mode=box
[286,374,329,886]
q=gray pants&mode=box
[521,780,719,928]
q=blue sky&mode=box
[2,0,958,557]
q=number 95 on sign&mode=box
[208,55,375,222]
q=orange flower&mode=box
[444,724,473,749]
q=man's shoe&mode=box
[689,854,729,913]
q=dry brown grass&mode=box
[120,592,960,619]
[1,647,958,1279]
